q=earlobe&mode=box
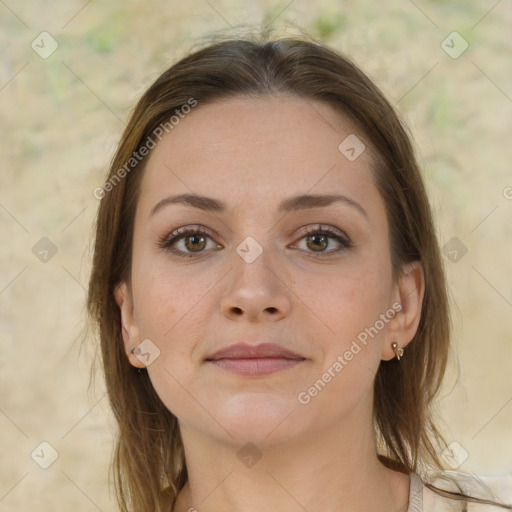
[114,282,145,368]
[381,261,425,361]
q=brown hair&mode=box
[86,32,511,511]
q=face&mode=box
[115,95,424,449]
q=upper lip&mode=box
[206,343,305,361]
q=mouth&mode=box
[205,342,306,376]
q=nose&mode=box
[219,245,292,322]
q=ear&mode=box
[114,281,145,368]
[381,260,425,361]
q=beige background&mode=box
[0,1,511,510]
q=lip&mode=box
[206,342,304,361]
[205,343,306,376]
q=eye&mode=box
[157,226,221,258]
[292,225,352,256]
[157,224,352,259]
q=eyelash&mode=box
[157,224,352,259]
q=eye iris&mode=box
[185,234,206,252]
[307,234,328,251]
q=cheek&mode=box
[313,258,393,380]
[130,256,220,389]
[132,255,214,341]
[311,260,392,337]
[131,267,205,417]
[296,269,391,417]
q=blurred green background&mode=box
[1,1,511,510]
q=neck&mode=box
[171,400,410,512]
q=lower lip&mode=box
[207,357,305,376]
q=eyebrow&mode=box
[149,193,368,220]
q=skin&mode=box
[115,95,425,512]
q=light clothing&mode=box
[408,471,512,511]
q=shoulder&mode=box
[419,470,512,512]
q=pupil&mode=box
[187,235,206,251]
[309,234,327,251]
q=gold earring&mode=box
[391,342,404,361]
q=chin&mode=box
[207,393,305,446]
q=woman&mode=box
[86,33,512,512]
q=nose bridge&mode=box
[232,234,278,296]
[220,233,291,321]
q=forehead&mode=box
[137,95,380,216]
